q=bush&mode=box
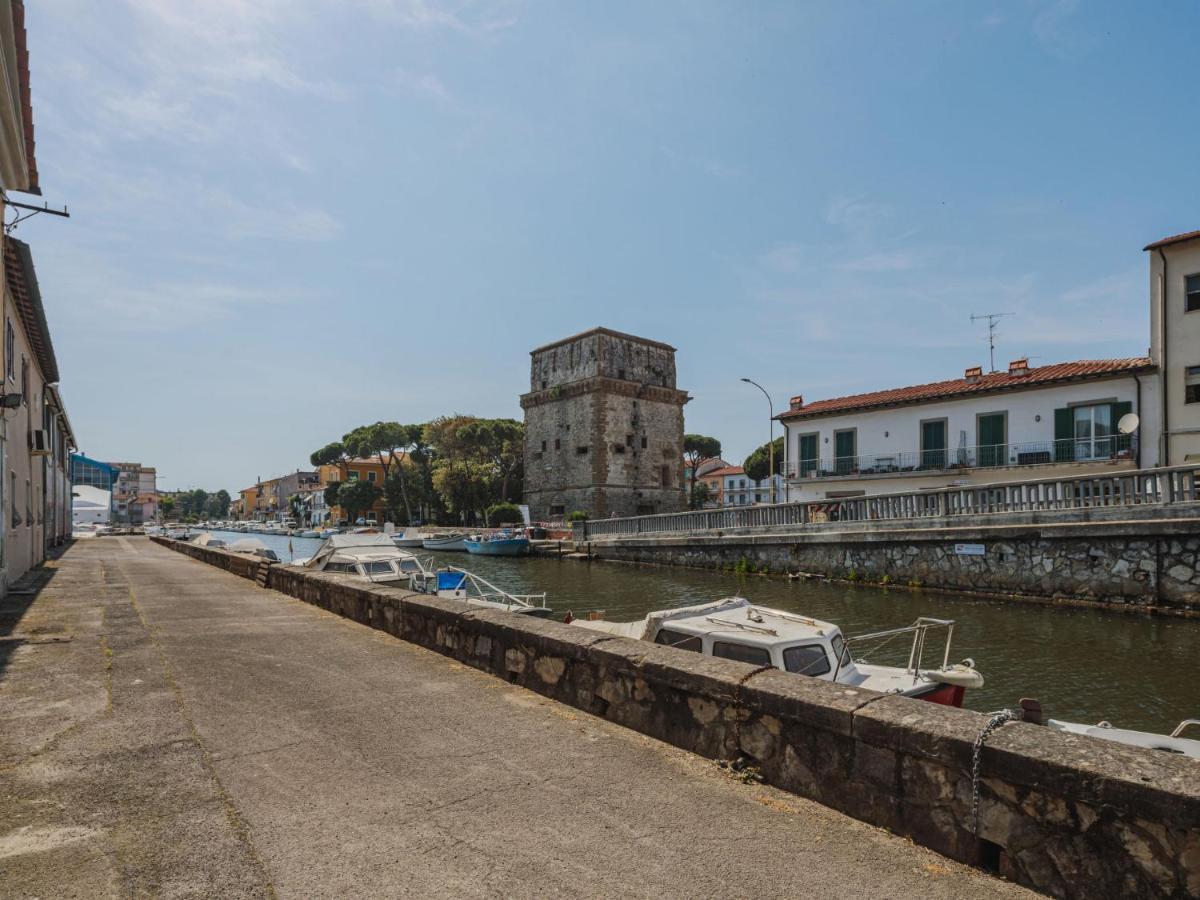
[567,510,588,522]
[486,502,523,525]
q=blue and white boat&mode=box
[464,530,530,556]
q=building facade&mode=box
[704,465,785,507]
[317,458,389,524]
[1146,229,1200,465]
[110,463,157,525]
[779,358,1155,502]
[521,328,689,520]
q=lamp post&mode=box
[740,377,776,504]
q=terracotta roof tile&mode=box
[1144,229,1200,251]
[705,465,745,477]
[4,237,57,382]
[778,358,1154,421]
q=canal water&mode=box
[206,530,1198,733]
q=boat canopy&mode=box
[303,533,414,569]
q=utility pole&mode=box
[740,378,776,504]
[970,312,1014,373]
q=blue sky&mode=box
[21,0,1200,491]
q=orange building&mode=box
[318,458,390,525]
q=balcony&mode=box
[784,435,1137,481]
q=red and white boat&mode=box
[569,597,983,707]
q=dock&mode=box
[0,537,1030,898]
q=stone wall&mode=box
[579,517,1200,612]
[154,536,1200,897]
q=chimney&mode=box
[964,366,983,384]
[1008,357,1029,376]
[789,395,804,411]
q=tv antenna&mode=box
[970,311,1014,373]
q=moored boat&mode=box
[568,597,983,707]
[1047,717,1200,759]
[391,526,427,548]
[296,533,425,585]
[464,530,530,556]
[415,566,552,617]
[422,532,467,551]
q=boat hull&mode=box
[423,537,467,551]
[465,538,529,556]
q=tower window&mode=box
[641,436,647,449]
[1187,274,1200,312]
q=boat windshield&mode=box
[832,633,851,667]
[782,643,831,676]
[398,558,422,573]
[363,560,395,576]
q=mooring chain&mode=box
[971,708,1019,835]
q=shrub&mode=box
[567,510,588,522]
[486,502,523,525]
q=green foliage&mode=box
[336,479,382,522]
[310,442,347,468]
[689,482,712,509]
[567,510,588,522]
[205,489,231,519]
[683,434,722,509]
[159,495,175,518]
[743,436,785,484]
[486,502,523,525]
[323,482,342,509]
[734,557,751,575]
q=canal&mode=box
[206,530,1198,733]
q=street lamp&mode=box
[740,377,776,504]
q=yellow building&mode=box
[318,458,390,525]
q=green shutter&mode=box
[1054,407,1073,461]
[1111,401,1133,457]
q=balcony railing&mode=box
[578,464,1200,540]
[784,435,1136,480]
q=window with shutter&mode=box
[1187,274,1200,312]
[798,433,818,476]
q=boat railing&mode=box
[1171,719,1200,739]
[436,565,548,610]
[844,617,957,678]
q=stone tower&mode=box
[521,328,689,520]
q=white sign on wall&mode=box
[954,543,986,556]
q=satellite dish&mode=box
[1118,412,1140,435]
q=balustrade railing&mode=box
[580,464,1200,540]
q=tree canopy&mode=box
[683,434,722,509]
[743,436,785,484]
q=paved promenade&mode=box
[0,537,1032,898]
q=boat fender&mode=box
[926,663,985,689]
[563,611,574,624]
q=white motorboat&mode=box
[190,532,227,549]
[568,598,983,707]
[414,566,552,617]
[1048,718,1200,759]
[298,529,320,538]
[296,533,426,585]
[391,526,427,548]
[422,532,467,551]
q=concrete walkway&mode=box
[0,537,1034,898]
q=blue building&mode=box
[70,454,117,490]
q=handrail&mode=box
[579,464,1200,540]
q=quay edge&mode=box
[157,536,1200,899]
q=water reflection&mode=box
[207,530,1199,732]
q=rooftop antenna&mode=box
[970,312,1014,373]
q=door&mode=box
[799,434,818,476]
[978,413,1006,467]
[834,430,856,475]
[920,420,947,469]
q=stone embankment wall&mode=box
[154,537,1200,899]
[581,513,1200,613]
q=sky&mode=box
[18,0,1200,491]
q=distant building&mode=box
[72,485,110,526]
[521,327,689,520]
[316,458,389,525]
[1146,228,1200,465]
[109,463,158,525]
[703,465,785,507]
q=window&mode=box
[540,440,547,452]
[365,511,377,522]
[576,445,589,455]
[348,471,360,481]
[554,438,561,450]
[798,433,818,477]
[782,644,831,676]
[4,319,12,381]
[712,641,771,666]
[1187,366,1200,405]
[976,413,1006,467]
[1072,404,1113,460]
[1187,274,1200,313]
[364,561,394,575]
[641,436,647,449]
[654,628,702,652]
[614,443,625,454]
[625,434,633,447]
[549,504,565,517]
[660,465,670,487]
[920,419,947,469]
[739,479,746,488]
[325,562,355,573]
[399,558,421,573]
[834,429,857,474]
[367,471,377,483]
[20,356,27,405]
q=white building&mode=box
[707,465,786,506]
[72,485,110,526]
[1146,228,1200,465]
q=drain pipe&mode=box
[1158,247,1170,466]
[1133,372,1143,468]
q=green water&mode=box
[211,530,1200,733]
